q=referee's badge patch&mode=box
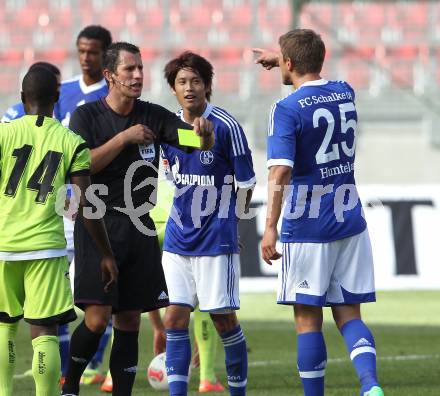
[139,143,156,162]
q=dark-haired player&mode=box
[0,67,116,396]
[161,51,255,396]
[55,24,112,127]
[1,25,114,385]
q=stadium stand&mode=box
[1,0,440,183]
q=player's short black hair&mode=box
[103,42,140,73]
[29,61,61,76]
[279,29,325,76]
[77,25,112,52]
[22,67,58,106]
[164,51,214,101]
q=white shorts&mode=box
[278,229,375,306]
[162,252,240,312]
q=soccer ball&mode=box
[147,352,168,390]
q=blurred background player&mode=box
[60,42,214,396]
[260,29,383,396]
[151,175,225,393]
[0,66,117,396]
[55,24,112,127]
[161,51,256,396]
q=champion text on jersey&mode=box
[174,173,215,186]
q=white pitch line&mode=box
[13,354,440,380]
[249,354,440,367]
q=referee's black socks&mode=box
[110,327,139,396]
[62,320,105,395]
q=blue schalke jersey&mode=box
[1,102,25,122]
[162,103,256,256]
[55,75,108,126]
[267,79,366,243]
[2,75,108,125]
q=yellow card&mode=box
[178,128,201,148]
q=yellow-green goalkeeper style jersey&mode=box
[0,115,90,259]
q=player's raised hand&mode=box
[122,124,156,145]
[261,227,282,265]
[252,48,280,70]
[101,255,118,293]
[193,117,215,150]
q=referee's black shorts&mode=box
[73,212,169,312]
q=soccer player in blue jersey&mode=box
[1,62,61,122]
[162,51,256,396]
[55,25,112,127]
[258,30,383,396]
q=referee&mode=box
[61,42,214,396]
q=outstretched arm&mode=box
[193,116,215,151]
[253,48,280,70]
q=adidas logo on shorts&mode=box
[158,291,169,300]
[353,338,371,348]
[297,280,310,289]
[123,366,138,373]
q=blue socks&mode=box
[166,329,191,396]
[166,325,247,396]
[58,324,70,377]
[341,319,379,394]
[297,332,327,396]
[220,326,248,396]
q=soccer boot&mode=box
[363,386,384,396]
[100,372,113,393]
[199,379,225,393]
[80,367,105,385]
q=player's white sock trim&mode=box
[228,379,248,387]
[350,346,376,360]
[168,374,189,383]
[298,369,326,378]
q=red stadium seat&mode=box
[256,68,280,92]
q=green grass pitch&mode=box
[11,291,440,395]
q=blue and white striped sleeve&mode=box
[1,104,22,122]
[267,101,299,169]
[212,107,256,189]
